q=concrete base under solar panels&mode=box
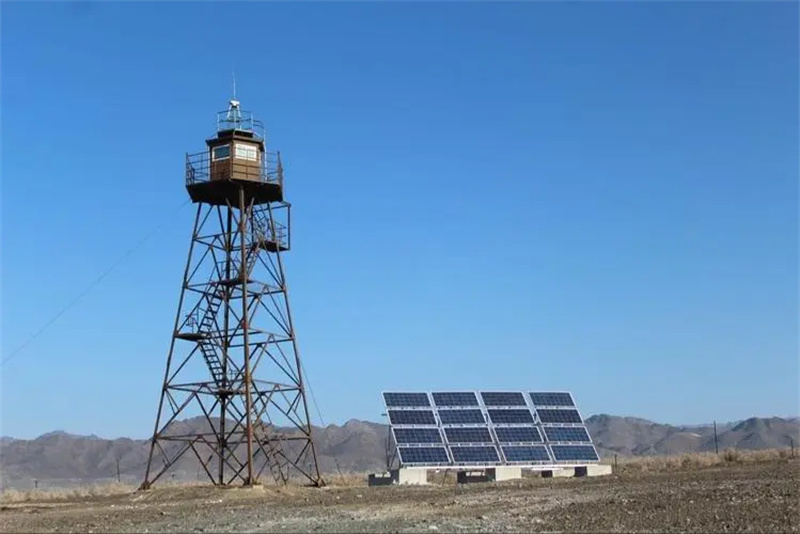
[494,466,523,481]
[540,468,574,478]
[368,469,422,486]
[576,464,612,477]
[367,468,429,486]
[541,464,612,478]
[396,468,428,485]
[456,467,522,484]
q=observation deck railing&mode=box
[215,108,265,139]
[185,150,283,188]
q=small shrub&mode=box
[722,448,742,463]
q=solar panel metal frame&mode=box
[535,394,599,463]
[443,426,494,445]
[437,408,487,426]
[501,444,553,464]
[382,390,600,469]
[432,391,480,407]
[532,395,590,426]
[396,445,452,466]
[479,391,529,407]
[529,391,576,408]
[549,444,601,463]
[534,407,585,425]
[391,427,444,445]
[541,425,592,443]
[449,444,502,465]
[492,425,543,444]
[383,392,432,408]
[386,408,438,427]
[486,407,536,425]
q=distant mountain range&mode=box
[586,414,798,457]
[1,415,798,490]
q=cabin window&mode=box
[234,143,258,162]
[212,144,231,161]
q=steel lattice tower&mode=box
[141,99,323,488]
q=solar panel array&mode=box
[383,390,600,468]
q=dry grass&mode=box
[323,473,367,487]
[3,449,794,503]
[0,473,375,502]
[0,482,137,504]
[610,447,796,473]
[0,478,218,504]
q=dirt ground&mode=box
[1,458,798,533]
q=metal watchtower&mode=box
[141,98,323,489]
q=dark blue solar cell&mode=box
[444,427,493,444]
[543,426,591,443]
[550,445,600,462]
[393,428,443,444]
[387,409,437,426]
[383,392,430,407]
[529,392,575,407]
[502,445,551,462]
[432,392,479,407]
[536,409,583,424]
[494,426,542,443]
[450,445,500,463]
[398,446,450,465]
[480,392,527,406]
[438,409,486,425]
[487,409,535,424]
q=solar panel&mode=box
[387,409,437,426]
[383,392,430,407]
[480,392,527,406]
[487,408,535,424]
[536,409,583,424]
[384,390,599,468]
[494,426,542,443]
[392,428,443,444]
[438,409,486,425]
[550,444,600,462]
[543,426,591,443]
[450,445,501,463]
[432,392,479,407]
[530,392,575,407]
[444,427,493,444]
[502,445,551,463]
[397,446,450,465]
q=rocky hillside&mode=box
[585,415,798,457]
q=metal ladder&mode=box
[196,208,274,388]
[197,291,226,387]
[201,214,261,388]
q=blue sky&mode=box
[1,1,797,440]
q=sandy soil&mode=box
[1,459,797,533]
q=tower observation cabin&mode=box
[185,99,284,206]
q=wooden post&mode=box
[791,437,795,458]
[34,479,38,489]
[116,458,121,483]
[714,421,719,455]
[614,454,618,470]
